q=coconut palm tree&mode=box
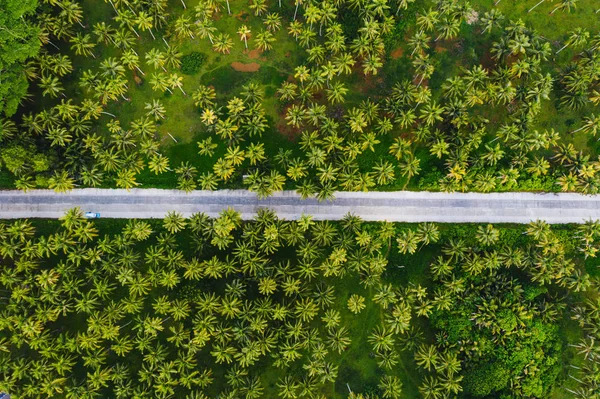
[70,33,96,58]
[254,30,275,51]
[213,33,233,54]
[136,11,156,39]
[237,25,251,49]
[557,28,589,54]
[572,114,600,135]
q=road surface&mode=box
[1,189,599,223]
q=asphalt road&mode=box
[0,189,599,223]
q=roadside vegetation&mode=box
[1,209,600,398]
[0,0,599,196]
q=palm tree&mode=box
[557,28,589,54]
[163,211,187,233]
[173,15,195,41]
[264,13,282,32]
[48,170,75,193]
[325,82,348,104]
[286,104,307,128]
[144,99,166,120]
[150,72,173,94]
[213,33,233,54]
[249,0,268,16]
[572,114,600,135]
[39,75,64,98]
[254,30,275,51]
[70,33,96,58]
[145,48,167,72]
[197,20,217,44]
[551,0,579,14]
[121,49,144,75]
[168,73,186,95]
[277,376,300,399]
[379,375,403,399]
[399,155,421,187]
[136,11,155,40]
[237,25,251,49]
[396,229,419,254]
[419,376,443,399]
[347,294,366,314]
[59,0,86,28]
[115,168,140,190]
[93,21,116,45]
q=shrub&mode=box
[181,52,207,75]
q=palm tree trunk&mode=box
[226,0,231,14]
[132,27,140,38]
[319,23,323,36]
[162,37,170,47]
[550,6,560,14]
[101,111,116,117]
[494,0,501,4]
[108,0,117,12]
[244,37,248,49]
[135,66,145,76]
[294,3,299,20]
[167,133,178,142]
[78,21,86,29]
[180,0,187,9]
[48,40,60,50]
[166,87,174,94]
[528,0,545,13]
[556,44,569,54]
[149,29,156,40]
[178,86,187,96]
[572,125,587,134]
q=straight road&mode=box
[0,189,599,223]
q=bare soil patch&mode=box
[231,62,261,72]
[390,47,404,59]
[247,49,262,59]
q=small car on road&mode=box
[84,212,101,219]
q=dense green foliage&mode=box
[181,52,207,75]
[1,210,599,398]
[0,0,40,118]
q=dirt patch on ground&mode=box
[235,10,250,21]
[390,47,404,59]
[434,44,448,53]
[246,48,262,59]
[231,62,261,72]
